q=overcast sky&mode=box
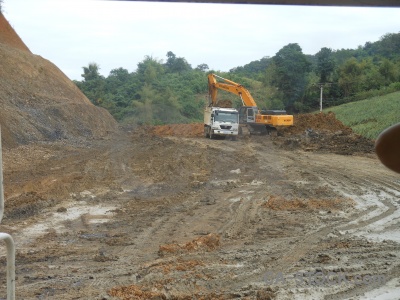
[3,0,400,81]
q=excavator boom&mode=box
[208,74,257,107]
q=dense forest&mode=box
[74,33,400,125]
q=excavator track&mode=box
[239,125,251,136]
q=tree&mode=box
[77,63,106,106]
[315,47,335,83]
[377,33,400,59]
[136,56,164,84]
[173,57,191,73]
[359,58,383,91]
[195,63,209,72]
[231,56,272,79]
[132,84,156,124]
[338,58,362,97]
[166,51,176,67]
[109,67,130,82]
[105,68,131,96]
[379,58,397,84]
[267,43,311,110]
[81,63,102,81]
[165,51,191,73]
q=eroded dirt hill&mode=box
[0,13,117,148]
[0,12,30,52]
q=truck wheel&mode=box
[239,126,250,136]
[204,126,209,138]
[209,129,214,139]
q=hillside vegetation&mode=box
[325,91,400,139]
[75,33,400,134]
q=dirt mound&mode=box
[278,112,374,155]
[263,195,356,212]
[287,112,352,135]
[108,284,225,300]
[0,14,117,148]
[216,99,233,108]
[108,285,166,300]
[4,191,55,219]
[149,113,373,155]
[150,112,354,139]
[163,259,204,273]
[158,233,220,256]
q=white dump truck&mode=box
[203,107,239,139]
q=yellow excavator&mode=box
[208,73,293,135]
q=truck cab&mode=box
[204,107,239,139]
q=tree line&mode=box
[74,32,400,125]
[74,51,209,125]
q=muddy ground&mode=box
[1,118,400,300]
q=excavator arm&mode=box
[208,74,257,107]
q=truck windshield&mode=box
[215,112,238,123]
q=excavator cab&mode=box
[238,106,257,124]
[238,106,270,135]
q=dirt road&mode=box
[1,128,399,299]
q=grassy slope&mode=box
[324,91,400,140]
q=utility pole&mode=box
[319,84,323,112]
[317,82,333,112]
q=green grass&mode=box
[323,91,400,140]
